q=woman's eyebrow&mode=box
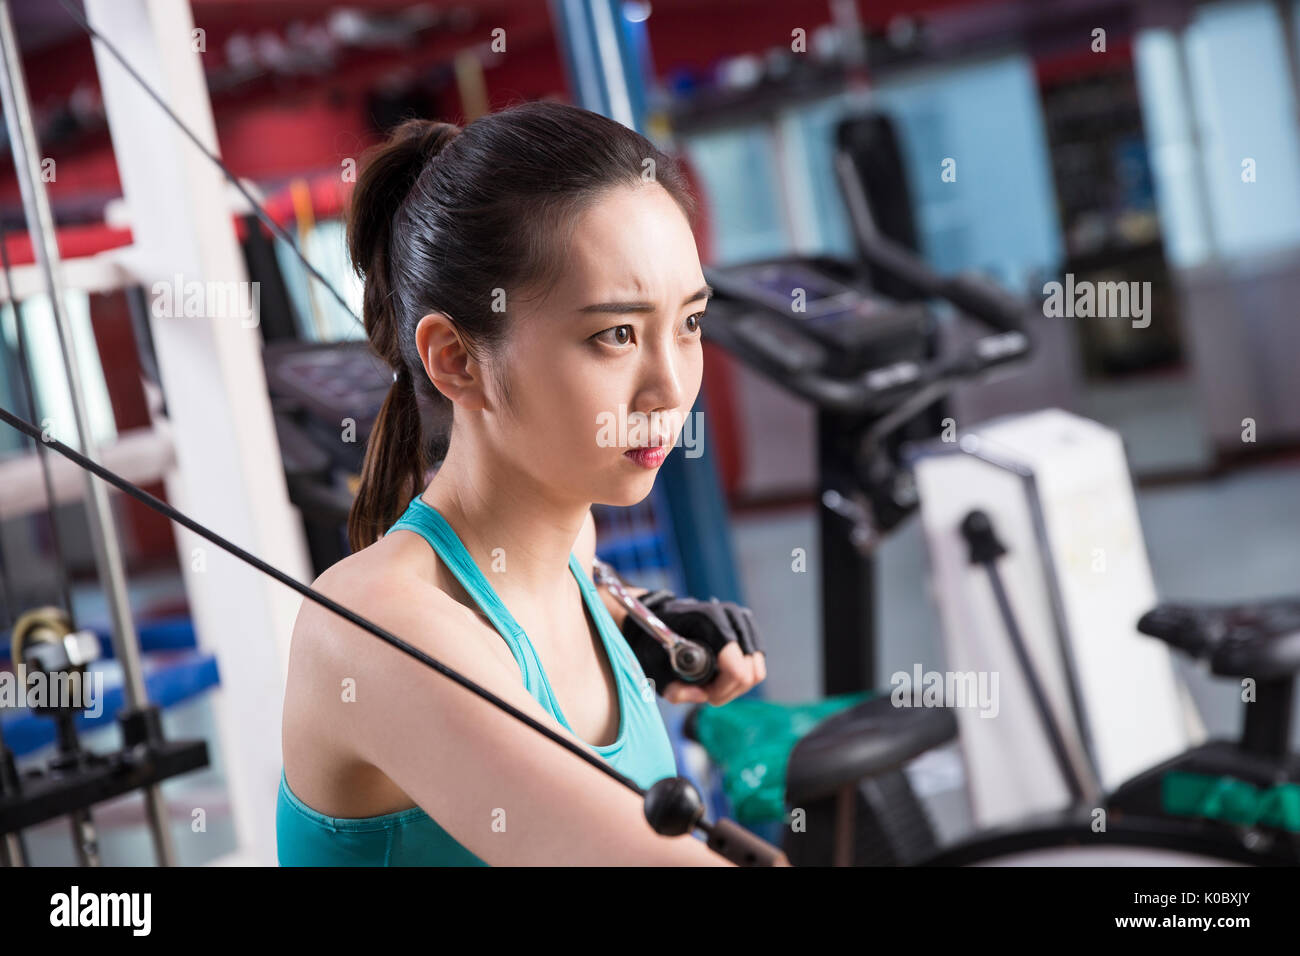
[577,285,713,315]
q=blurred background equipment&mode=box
[1,0,1299,867]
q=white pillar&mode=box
[86,0,312,865]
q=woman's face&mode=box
[495,181,708,507]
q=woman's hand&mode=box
[620,591,767,706]
[662,641,766,705]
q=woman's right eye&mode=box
[593,325,633,347]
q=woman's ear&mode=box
[415,312,487,410]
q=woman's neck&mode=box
[418,449,588,615]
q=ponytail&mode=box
[347,368,426,552]
[345,119,459,551]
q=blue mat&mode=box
[0,649,220,757]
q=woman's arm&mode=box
[301,564,734,866]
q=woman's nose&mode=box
[641,338,689,411]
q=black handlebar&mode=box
[834,147,1029,335]
[714,310,1030,416]
[703,144,1035,420]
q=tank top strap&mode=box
[567,549,643,679]
[385,495,543,693]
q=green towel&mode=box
[1163,771,1300,832]
[689,691,876,824]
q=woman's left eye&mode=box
[593,314,705,347]
[593,324,634,346]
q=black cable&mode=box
[54,0,362,331]
[960,509,1086,802]
[982,560,1086,804]
[0,231,76,619]
[0,402,656,801]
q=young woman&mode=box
[277,101,773,866]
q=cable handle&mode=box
[591,559,717,685]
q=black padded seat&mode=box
[785,696,957,804]
[1138,599,1300,680]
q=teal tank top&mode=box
[277,494,678,866]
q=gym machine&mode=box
[687,114,1300,865]
[0,0,208,867]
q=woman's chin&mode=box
[601,475,657,507]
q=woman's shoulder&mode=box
[288,531,512,686]
[281,533,520,818]
[296,534,462,654]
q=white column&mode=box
[86,0,312,865]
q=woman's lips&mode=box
[623,445,669,468]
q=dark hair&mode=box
[345,100,696,551]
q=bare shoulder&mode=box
[282,532,516,758]
[289,532,494,674]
